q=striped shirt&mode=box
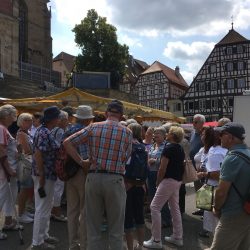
[69,119,133,174]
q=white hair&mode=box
[17,113,33,127]
[0,104,17,120]
[193,114,206,123]
[59,110,68,120]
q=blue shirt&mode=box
[220,144,250,216]
[189,130,203,168]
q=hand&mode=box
[148,158,156,165]
[212,207,221,218]
[8,169,17,177]
[39,175,45,187]
[197,172,206,179]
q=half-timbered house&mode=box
[183,27,250,122]
[133,61,188,113]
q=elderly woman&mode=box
[124,123,147,250]
[16,113,34,224]
[0,105,18,239]
[143,126,185,248]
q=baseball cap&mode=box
[215,122,245,140]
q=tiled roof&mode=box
[134,59,149,70]
[141,61,188,88]
[216,28,250,46]
[53,52,75,72]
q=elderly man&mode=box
[189,114,205,216]
[64,100,133,250]
[206,122,250,250]
[65,105,94,250]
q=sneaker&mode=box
[51,214,67,222]
[134,243,143,250]
[31,242,55,250]
[44,236,59,245]
[0,231,7,240]
[3,222,24,231]
[143,237,163,249]
[165,236,183,247]
[18,213,34,223]
[24,211,34,218]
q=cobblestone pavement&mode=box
[0,185,212,250]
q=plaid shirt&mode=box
[69,119,133,174]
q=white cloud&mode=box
[118,34,143,48]
[164,41,215,83]
[51,0,112,27]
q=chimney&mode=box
[175,66,180,77]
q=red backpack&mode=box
[55,128,82,181]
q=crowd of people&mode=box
[0,100,249,250]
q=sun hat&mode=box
[73,105,94,120]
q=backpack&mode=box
[55,128,82,181]
[125,143,148,183]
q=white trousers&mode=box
[53,178,64,207]
[32,176,55,246]
[2,177,18,216]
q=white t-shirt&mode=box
[206,145,227,186]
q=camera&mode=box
[38,187,46,198]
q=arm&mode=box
[63,137,90,170]
[213,179,231,217]
[0,144,16,177]
[156,156,169,187]
[17,132,32,154]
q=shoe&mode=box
[143,237,163,249]
[134,243,143,250]
[44,236,59,245]
[165,236,183,247]
[18,213,34,223]
[25,211,34,218]
[51,214,67,222]
[0,231,7,240]
[198,230,210,238]
[3,222,24,231]
[31,242,55,250]
[192,209,204,216]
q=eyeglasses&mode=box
[193,121,200,124]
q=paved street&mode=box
[0,185,212,250]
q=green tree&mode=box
[73,9,129,89]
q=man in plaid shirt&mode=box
[64,100,132,250]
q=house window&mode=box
[228,97,234,107]
[199,99,206,109]
[150,86,154,95]
[238,61,244,70]
[173,103,181,112]
[227,47,233,54]
[199,82,205,91]
[237,45,243,54]
[158,85,163,95]
[211,98,218,108]
[238,78,245,88]
[188,102,194,110]
[211,81,217,90]
[211,64,216,73]
[142,88,147,97]
[227,79,234,89]
[227,62,234,71]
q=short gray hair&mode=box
[126,118,138,126]
[127,123,142,141]
[218,117,231,127]
[17,113,33,127]
[193,114,206,123]
[154,126,166,137]
[59,110,68,120]
[0,104,17,120]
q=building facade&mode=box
[183,28,250,122]
[133,61,188,113]
[0,0,52,77]
[53,52,75,87]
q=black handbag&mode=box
[64,156,80,179]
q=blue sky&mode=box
[49,0,250,84]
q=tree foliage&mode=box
[73,9,129,89]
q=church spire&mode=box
[231,15,234,30]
